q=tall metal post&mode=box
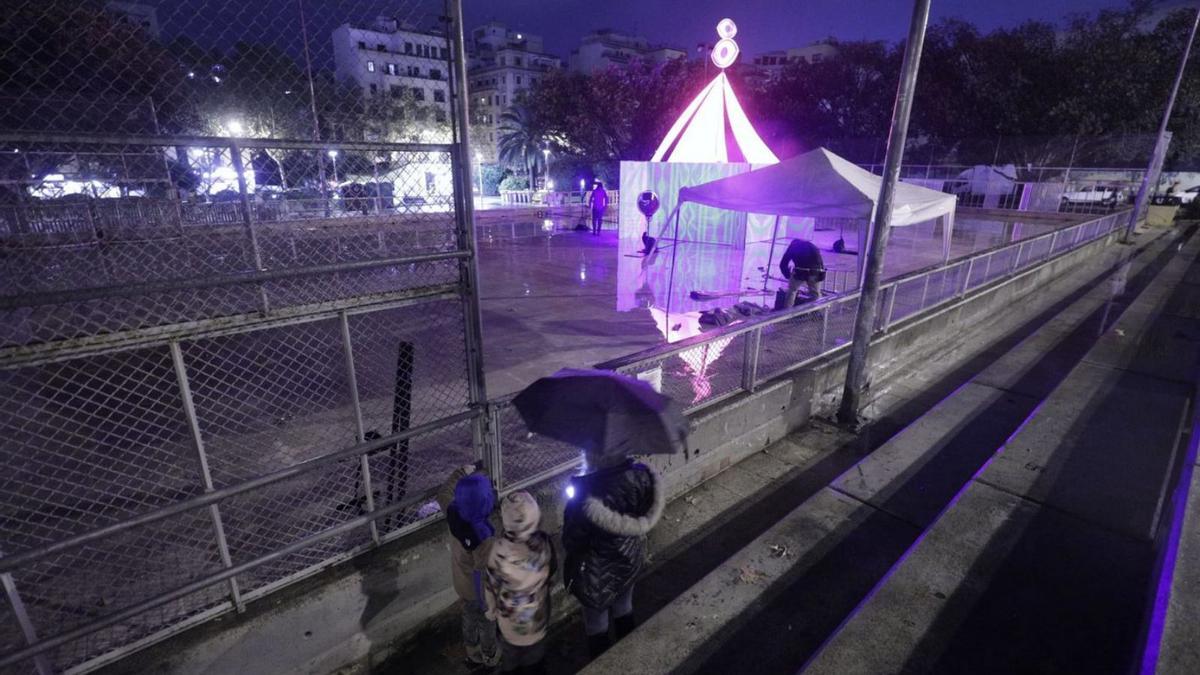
[169,342,245,613]
[445,0,493,477]
[1124,8,1200,242]
[339,312,380,546]
[2,563,53,675]
[229,142,269,313]
[836,0,933,427]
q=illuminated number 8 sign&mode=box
[711,18,739,69]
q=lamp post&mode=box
[328,149,339,186]
[836,0,933,428]
[474,150,483,206]
[542,147,550,190]
[1124,7,1200,241]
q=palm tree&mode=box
[497,105,546,189]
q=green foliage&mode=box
[497,105,547,187]
[515,3,1200,169]
[480,164,508,196]
[524,58,707,162]
[498,174,529,191]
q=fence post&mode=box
[229,142,269,313]
[882,284,898,331]
[1014,241,1026,273]
[486,404,504,491]
[820,302,831,350]
[339,311,380,546]
[2,565,53,675]
[919,274,931,310]
[447,0,493,487]
[741,327,762,392]
[1048,230,1059,258]
[961,258,974,295]
[168,341,245,613]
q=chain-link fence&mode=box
[1,1,489,673]
[596,210,1128,414]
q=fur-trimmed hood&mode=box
[580,463,664,537]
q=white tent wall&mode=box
[620,160,775,246]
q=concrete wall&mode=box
[101,229,1124,675]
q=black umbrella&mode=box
[512,368,687,460]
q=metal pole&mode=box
[229,143,269,313]
[741,327,762,392]
[2,564,53,675]
[446,0,493,479]
[1125,8,1200,241]
[837,0,933,427]
[169,342,245,613]
[296,0,329,215]
[762,214,782,292]
[340,312,380,546]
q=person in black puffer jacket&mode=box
[562,452,665,658]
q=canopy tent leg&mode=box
[664,205,684,340]
[942,212,953,264]
[857,208,875,289]
[762,214,782,292]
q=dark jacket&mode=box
[562,460,665,609]
[779,239,825,279]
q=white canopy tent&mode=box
[659,147,959,285]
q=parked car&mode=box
[1061,185,1126,206]
[1177,186,1200,204]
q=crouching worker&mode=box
[485,491,556,674]
[437,464,500,669]
[563,450,666,658]
[780,237,826,308]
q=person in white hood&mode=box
[484,491,556,674]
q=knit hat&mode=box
[500,491,540,542]
[453,473,495,545]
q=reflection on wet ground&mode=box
[475,213,1081,397]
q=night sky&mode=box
[463,0,1132,58]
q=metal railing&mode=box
[861,163,1194,217]
[592,210,1128,415]
[0,1,488,672]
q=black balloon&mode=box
[637,190,660,219]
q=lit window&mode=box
[367,60,375,72]
[386,63,396,75]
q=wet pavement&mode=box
[474,211,1081,397]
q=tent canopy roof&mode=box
[651,72,778,164]
[678,147,957,226]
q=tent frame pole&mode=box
[837,0,932,428]
[664,206,684,339]
[762,214,782,292]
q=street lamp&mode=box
[328,149,339,187]
[542,147,550,189]
[474,150,483,203]
[226,119,244,136]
